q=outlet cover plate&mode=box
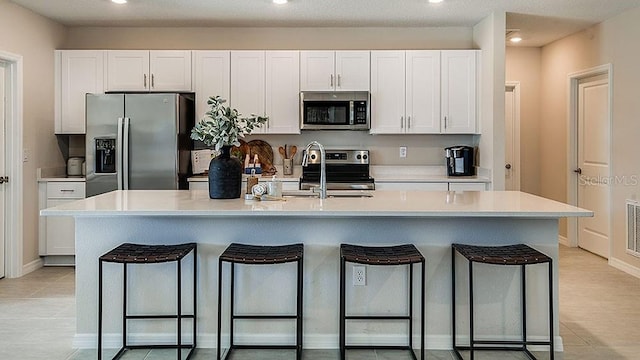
[353,265,366,286]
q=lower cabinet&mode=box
[375,182,449,191]
[39,181,85,261]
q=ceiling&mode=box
[9,0,640,46]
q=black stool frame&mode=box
[98,243,197,360]
[451,244,554,360]
[217,244,304,360]
[340,244,425,360]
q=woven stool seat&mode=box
[219,243,303,264]
[340,244,424,265]
[99,243,197,264]
[452,243,551,265]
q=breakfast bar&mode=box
[41,190,591,352]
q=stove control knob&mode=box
[356,154,362,160]
[310,154,317,160]
[363,154,368,160]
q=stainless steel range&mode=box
[300,149,375,190]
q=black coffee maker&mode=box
[445,146,475,176]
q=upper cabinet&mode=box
[230,51,266,122]
[300,51,370,91]
[265,51,301,134]
[105,50,192,92]
[441,50,478,134]
[55,50,105,134]
[193,51,231,121]
[370,49,478,134]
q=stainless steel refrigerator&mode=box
[85,93,194,197]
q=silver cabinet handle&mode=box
[144,74,147,88]
[330,74,334,88]
[151,74,155,89]
[408,116,411,129]
[337,74,341,87]
[400,116,404,129]
[444,116,448,129]
[60,189,75,193]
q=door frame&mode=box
[505,81,521,191]
[0,50,24,278]
[567,64,612,249]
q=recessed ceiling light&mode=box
[273,0,288,4]
[112,0,127,4]
[429,0,444,3]
[510,36,523,43]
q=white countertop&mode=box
[41,190,592,218]
[37,167,85,182]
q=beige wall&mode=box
[505,47,542,195]
[540,6,640,270]
[0,1,66,268]
[63,26,474,50]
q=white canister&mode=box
[266,176,282,197]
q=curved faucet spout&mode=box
[302,141,327,199]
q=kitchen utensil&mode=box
[278,146,286,159]
[289,145,297,159]
[283,158,293,176]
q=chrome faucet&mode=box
[302,141,327,199]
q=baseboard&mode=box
[22,258,44,276]
[74,333,562,352]
[558,235,570,247]
[609,257,640,279]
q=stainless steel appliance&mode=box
[85,93,195,197]
[445,146,475,176]
[300,149,375,190]
[300,91,370,130]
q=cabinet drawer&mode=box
[46,182,86,198]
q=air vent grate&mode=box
[626,200,640,257]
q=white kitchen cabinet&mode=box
[370,50,440,134]
[193,51,231,121]
[230,51,265,122]
[55,50,104,134]
[448,182,486,191]
[441,50,478,134]
[39,181,86,257]
[264,51,300,134]
[300,51,370,91]
[105,50,192,92]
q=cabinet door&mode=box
[105,50,150,91]
[57,50,104,134]
[265,51,300,134]
[441,50,477,134]
[370,51,405,134]
[231,51,266,124]
[406,51,440,134]
[335,51,370,91]
[150,50,192,91]
[193,51,230,121]
[45,199,76,255]
[300,51,335,91]
[375,182,449,191]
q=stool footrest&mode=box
[345,315,410,320]
[126,314,195,320]
[232,345,298,350]
[233,314,297,320]
[112,345,196,360]
[471,340,552,346]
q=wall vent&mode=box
[626,200,640,258]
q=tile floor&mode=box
[0,246,639,359]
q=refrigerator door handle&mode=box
[123,117,130,190]
[116,117,124,190]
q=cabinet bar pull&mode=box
[60,189,75,192]
[444,116,448,129]
[151,74,155,88]
[330,74,334,88]
[408,116,411,129]
[400,116,404,129]
[144,74,147,88]
[337,74,341,87]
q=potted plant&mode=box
[191,96,268,199]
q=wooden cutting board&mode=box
[232,139,277,176]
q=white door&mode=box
[193,51,231,121]
[334,51,370,91]
[505,84,520,190]
[0,63,5,278]
[149,50,192,91]
[230,51,265,120]
[299,51,335,91]
[406,50,440,134]
[105,50,150,91]
[577,75,610,258]
[441,50,477,134]
[369,51,405,134]
[265,51,300,134]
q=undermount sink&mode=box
[282,190,373,198]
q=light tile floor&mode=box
[1,246,639,359]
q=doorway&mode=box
[505,82,521,191]
[568,65,612,259]
[0,50,24,278]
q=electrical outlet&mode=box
[399,146,407,158]
[353,265,366,286]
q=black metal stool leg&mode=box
[421,259,425,360]
[217,259,223,360]
[296,257,303,360]
[339,257,346,360]
[549,260,554,360]
[230,263,235,351]
[409,263,414,355]
[98,260,103,360]
[123,263,128,352]
[191,246,197,358]
[522,265,528,354]
[177,256,182,360]
[468,260,474,360]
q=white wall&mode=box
[540,6,640,271]
[0,1,66,268]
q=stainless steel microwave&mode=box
[300,91,370,130]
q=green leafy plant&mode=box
[191,96,268,151]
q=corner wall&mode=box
[0,1,66,270]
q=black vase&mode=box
[208,146,242,199]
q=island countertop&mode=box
[41,189,592,218]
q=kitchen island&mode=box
[41,190,591,352]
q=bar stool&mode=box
[451,243,554,360]
[217,243,304,360]
[340,243,425,360]
[98,242,197,360]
